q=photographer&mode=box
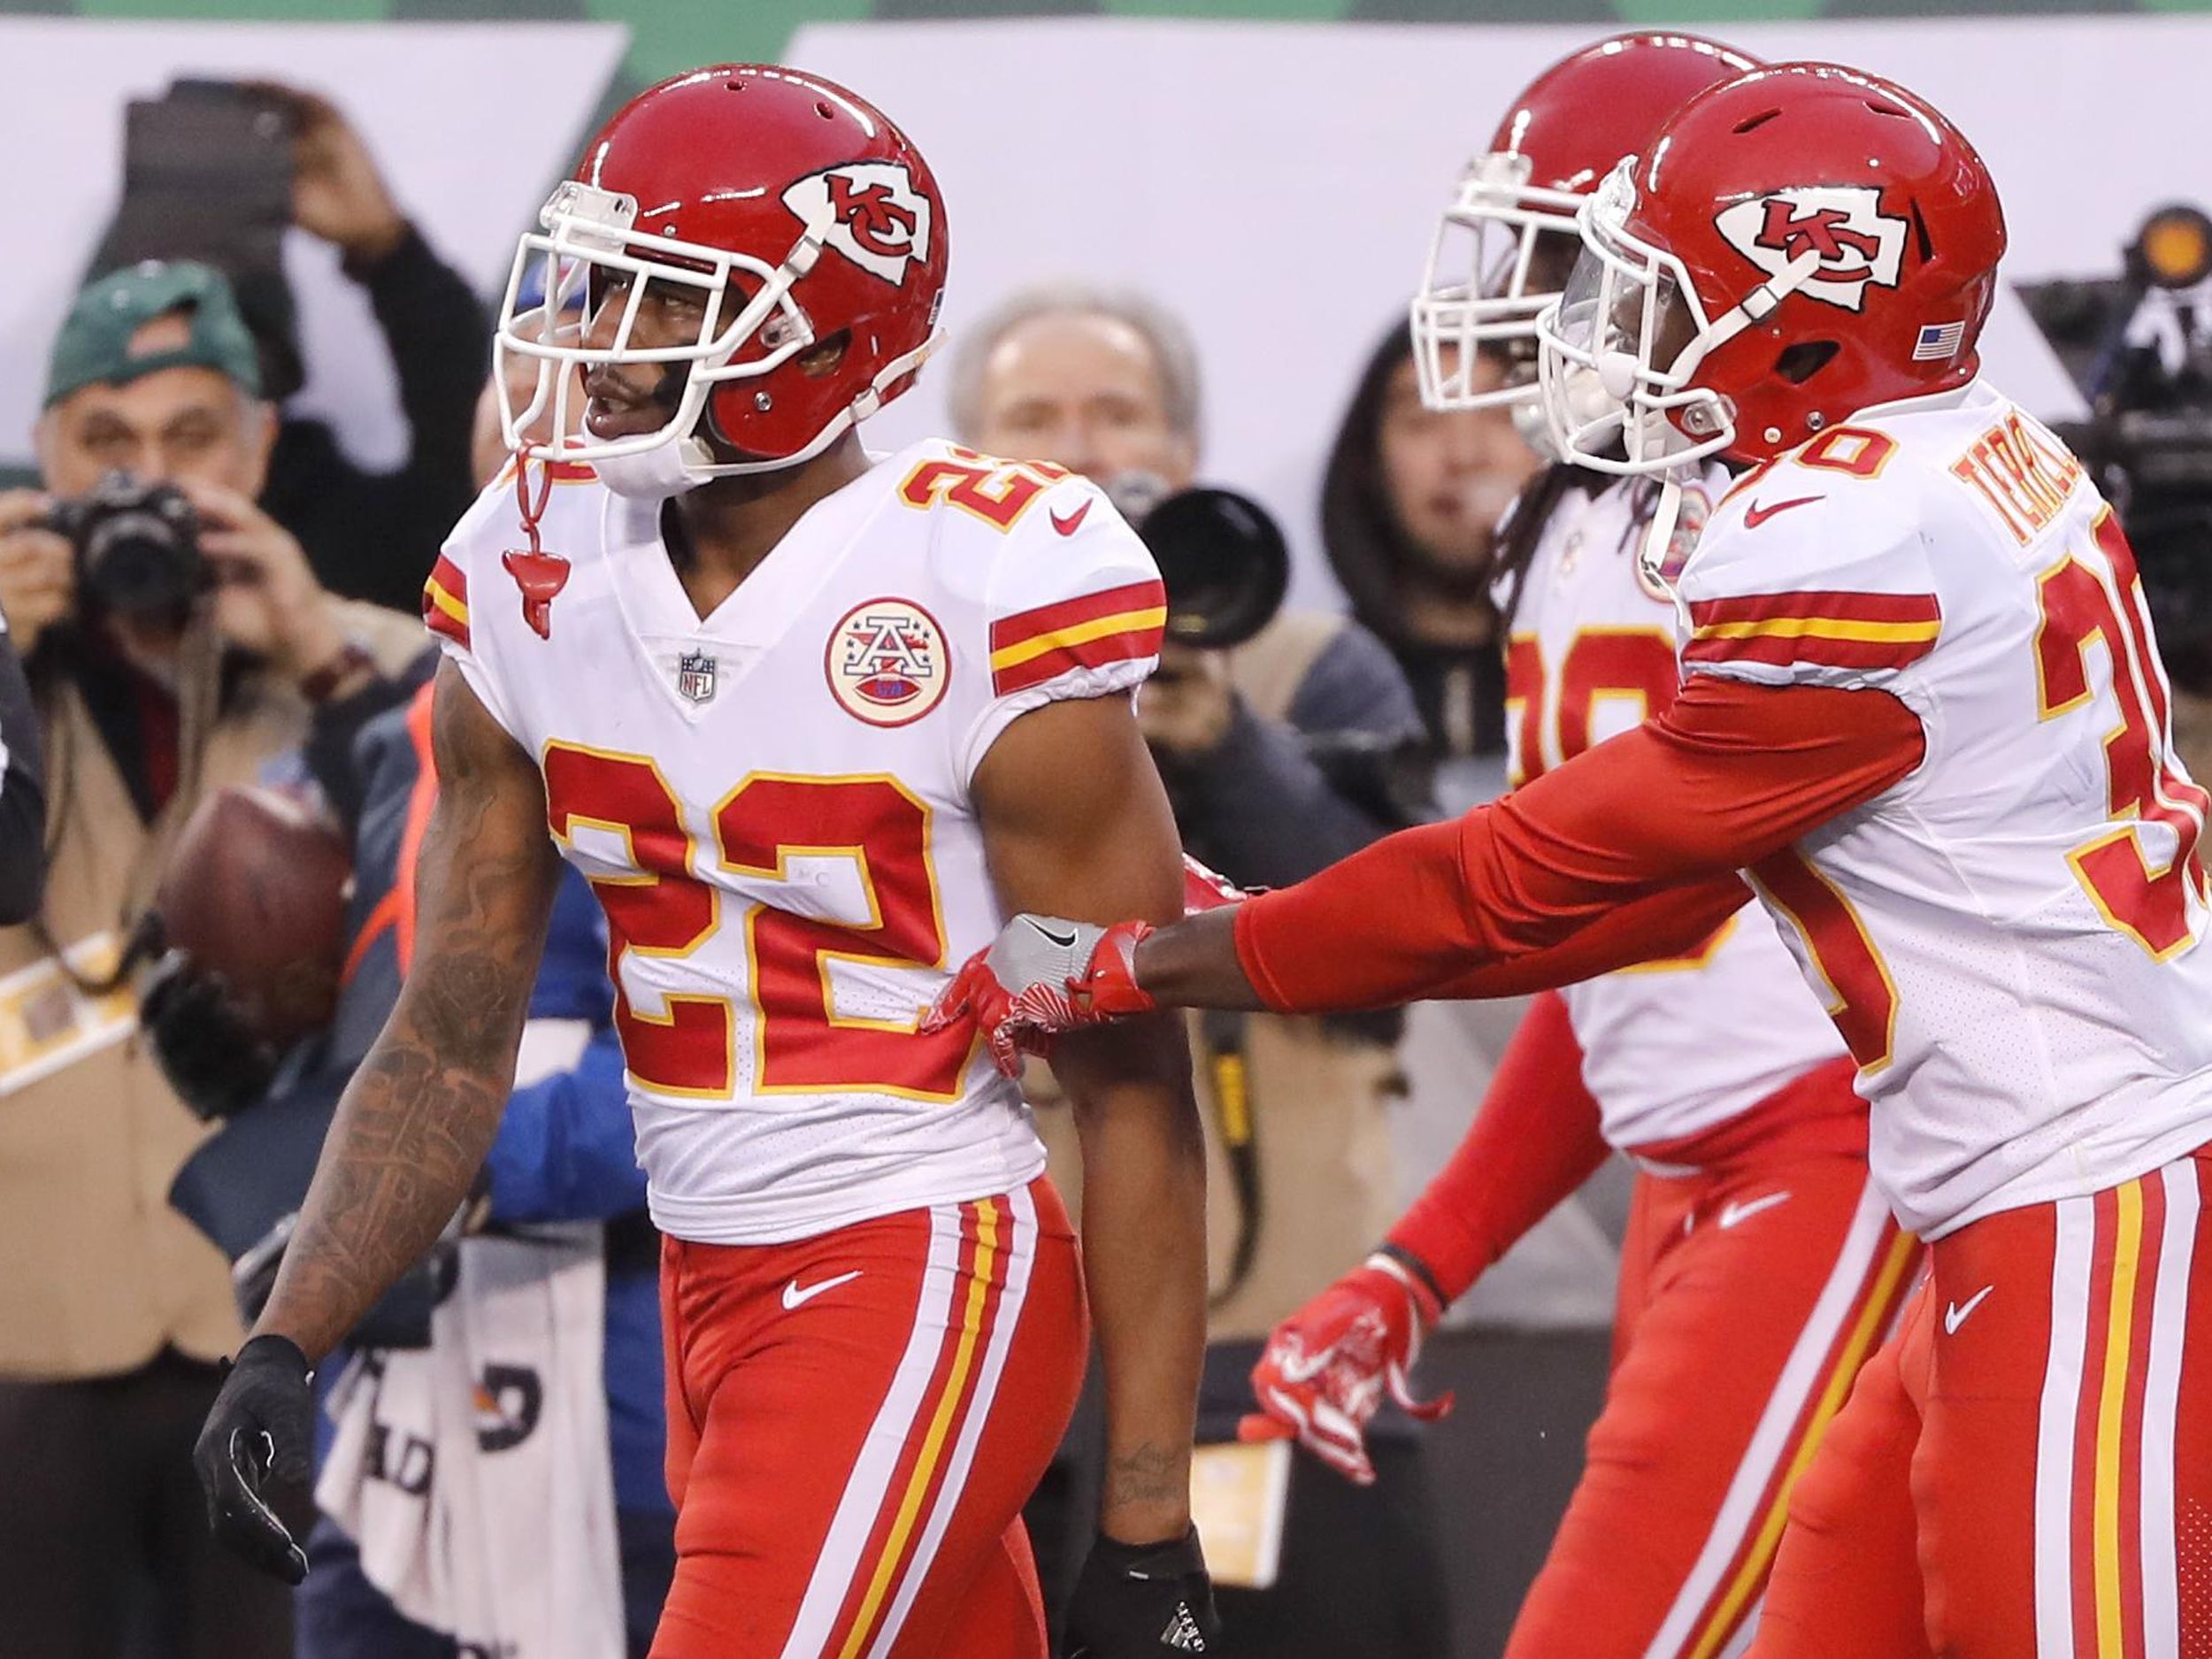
[2030,206,2212,792]
[950,282,1448,1659]
[0,259,419,1659]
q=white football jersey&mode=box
[1501,468,1848,1153]
[1678,380,2212,1237]
[426,441,1164,1245]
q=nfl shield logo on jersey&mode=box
[826,598,950,726]
[676,649,718,704]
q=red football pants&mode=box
[1753,1149,2212,1658]
[1507,1102,1921,1658]
[650,1179,1087,1659]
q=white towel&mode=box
[318,1227,623,1658]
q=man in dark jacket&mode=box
[245,85,489,614]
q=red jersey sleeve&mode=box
[1232,677,1925,1014]
[1386,990,1611,1304]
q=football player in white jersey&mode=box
[934,63,2212,1655]
[1238,36,1916,1659]
[194,66,1219,1659]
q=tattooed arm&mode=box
[974,695,1205,1549]
[257,660,561,1361]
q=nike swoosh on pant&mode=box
[1944,1285,1994,1334]
[783,1270,864,1310]
[1717,1192,1793,1230]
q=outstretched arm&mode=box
[1144,677,1920,1011]
[930,678,1924,1056]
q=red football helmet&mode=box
[1409,32,1757,416]
[495,65,949,495]
[1536,63,2008,473]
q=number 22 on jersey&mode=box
[541,744,972,1102]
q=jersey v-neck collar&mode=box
[598,457,891,718]
[603,465,883,646]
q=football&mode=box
[154,786,353,1048]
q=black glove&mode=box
[141,951,279,1120]
[1065,1527,1221,1656]
[192,1333,316,1585]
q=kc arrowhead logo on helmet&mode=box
[784,163,933,286]
[1715,187,1909,311]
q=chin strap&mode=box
[501,457,571,641]
[1639,477,1683,594]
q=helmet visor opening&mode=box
[1534,164,1735,475]
[495,187,817,465]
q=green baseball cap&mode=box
[44,259,262,408]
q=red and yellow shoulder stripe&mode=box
[1684,588,1939,674]
[989,579,1166,696]
[422,554,471,651]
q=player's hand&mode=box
[243,82,407,265]
[193,1333,315,1585]
[1237,1254,1454,1486]
[0,489,73,655]
[177,480,345,684]
[141,950,280,1121]
[1064,1527,1221,1658]
[918,915,1156,1076]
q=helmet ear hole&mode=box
[1776,341,1839,385]
[799,329,852,378]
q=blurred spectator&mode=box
[0,615,42,923]
[1322,321,1543,808]
[951,281,1449,1659]
[234,84,488,615]
[0,259,420,1659]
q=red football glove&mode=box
[1236,1253,1454,1486]
[920,915,1157,1077]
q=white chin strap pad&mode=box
[591,434,716,501]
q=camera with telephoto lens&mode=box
[44,472,207,620]
[1106,475,1289,650]
[2022,204,2212,695]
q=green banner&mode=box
[29,0,2212,93]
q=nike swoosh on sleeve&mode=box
[1742,495,1824,528]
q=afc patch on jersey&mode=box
[826,597,950,726]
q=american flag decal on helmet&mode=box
[1913,321,1966,361]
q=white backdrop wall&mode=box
[3,14,2200,609]
[790,16,2208,609]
